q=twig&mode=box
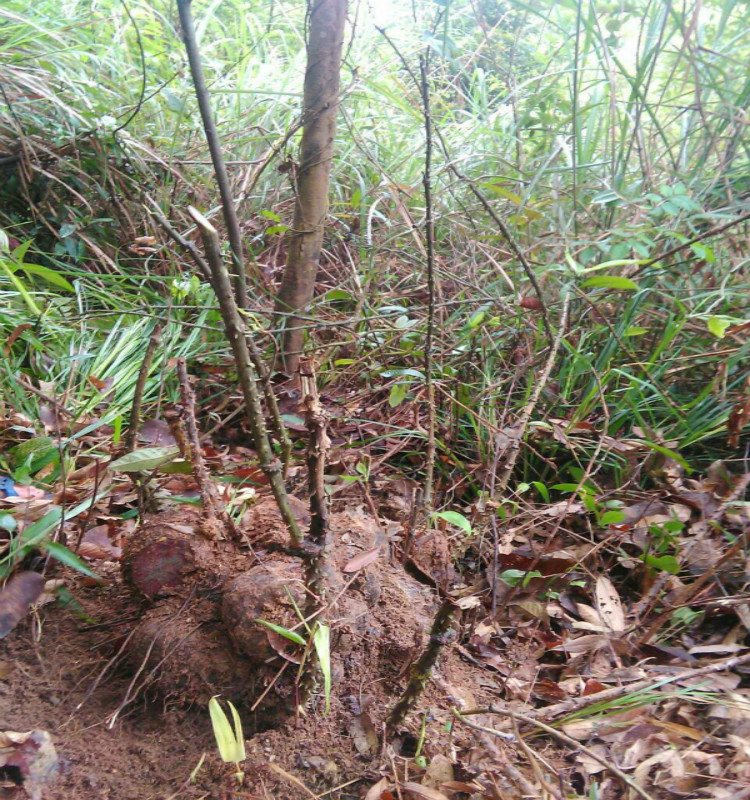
[496,290,569,492]
[456,708,656,800]
[149,200,293,473]
[387,597,455,728]
[176,358,238,541]
[510,649,750,724]
[123,323,162,453]
[176,0,248,307]
[635,209,750,274]
[187,206,302,544]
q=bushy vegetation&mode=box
[2,0,748,491]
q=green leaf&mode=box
[582,276,639,291]
[313,623,332,714]
[642,553,680,574]
[600,510,626,525]
[430,510,472,536]
[108,446,180,472]
[18,263,74,291]
[581,258,644,273]
[706,316,733,339]
[208,697,245,765]
[531,481,550,503]
[634,440,692,472]
[255,619,306,646]
[40,541,101,580]
[389,383,408,407]
[625,326,648,336]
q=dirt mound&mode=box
[1,499,503,799]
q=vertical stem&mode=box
[298,357,331,706]
[176,0,247,308]
[188,206,302,544]
[123,323,162,454]
[176,358,238,541]
[274,0,347,372]
[420,54,437,514]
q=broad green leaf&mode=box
[40,540,101,580]
[389,383,408,407]
[706,316,733,339]
[600,510,626,525]
[642,554,680,574]
[255,619,306,646]
[582,276,639,291]
[108,446,180,472]
[431,510,472,536]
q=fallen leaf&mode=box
[402,781,450,800]
[422,755,454,789]
[343,547,380,573]
[595,575,626,633]
[0,572,45,639]
[364,777,391,800]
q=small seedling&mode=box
[208,696,246,784]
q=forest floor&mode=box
[2,379,750,800]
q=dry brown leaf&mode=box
[343,547,380,573]
[422,755,454,789]
[595,575,626,633]
[364,778,391,800]
[551,634,609,654]
[402,781,450,800]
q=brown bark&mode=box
[275,0,347,372]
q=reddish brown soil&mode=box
[0,501,511,799]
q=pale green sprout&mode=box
[208,696,246,783]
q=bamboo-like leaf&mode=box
[313,623,332,714]
[108,446,180,472]
[255,619,306,646]
[582,276,639,291]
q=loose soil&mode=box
[0,499,516,800]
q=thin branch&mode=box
[123,323,162,454]
[176,358,238,542]
[455,708,656,800]
[176,0,248,307]
[187,206,302,544]
[148,200,293,472]
[420,53,437,513]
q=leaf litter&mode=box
[1,375,749,800]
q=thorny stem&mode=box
[176,0,247,308]
[187,206,302,544]
[298,357,331,707]
[147,200,293,472]
[176,358,239,542]
[386,597,455,729]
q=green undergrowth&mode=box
[1,0,749,493]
